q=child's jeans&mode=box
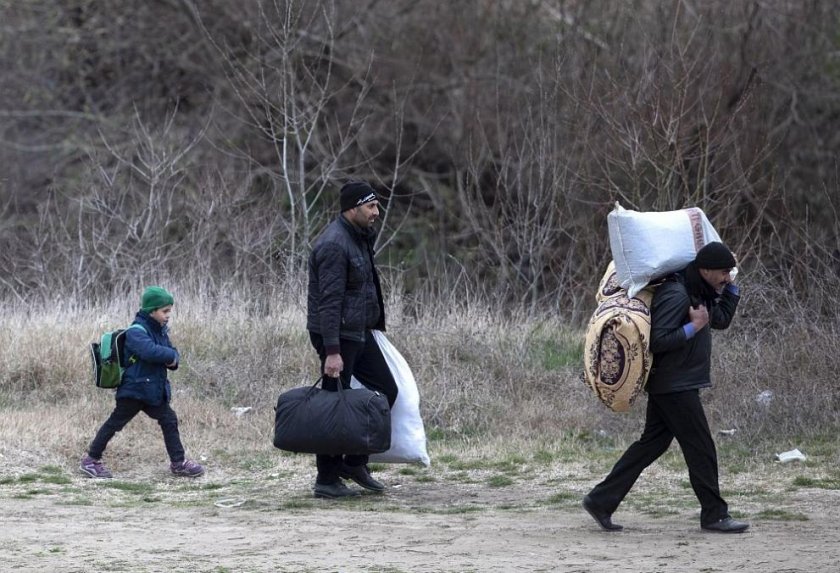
[88,398,185,462]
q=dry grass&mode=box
[1,273,839,477]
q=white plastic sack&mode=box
[350,331,431,466]
[608,203,723,298]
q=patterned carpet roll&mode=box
[583,262,656,412]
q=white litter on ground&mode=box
[214,498,247,508]
[756,390,774,406]
[776,449,807,463]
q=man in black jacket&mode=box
[306,181,398,499]
[583,242,750,533]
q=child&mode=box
[80,286,204,478]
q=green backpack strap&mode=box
[123,323,147,366]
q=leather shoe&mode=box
[313,480,361,499]
[339,464,385,492]
[702,516,750,533]
[583,495,623,531]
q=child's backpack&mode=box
[90,324,147,389]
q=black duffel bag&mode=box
[273,377,391,455]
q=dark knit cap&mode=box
[141,286,174,313]
[340,181,378,212]
[695,242,736,269]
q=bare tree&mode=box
[193,0,408,275]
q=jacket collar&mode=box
[338,214,376,243]
[135,311,165,334]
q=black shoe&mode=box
[702,517,750,533]
[583,494,623,531]
[313,480,361,499]
[339,464,385,493]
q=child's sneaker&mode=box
[170,459,204,477]
[80,454,113,479]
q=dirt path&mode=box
[2,479,839,573]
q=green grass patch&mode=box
[39,465,64,474]
[262,471,293,482]
[41,475,72,485]
[279,499,318,510]
[398,467,418,476]
[438,505,484,515]
[425,427,447,442]
[792,475,840,490]
[11,470,71,485]
[435,453,459,465]
[727,486,771,498]
[414,475,436,483]
[639,506,680,518]
[199,483,225,491]
[718,444,763,475]
[99,481,156,494]
[56,497,94,506]
[532,450,557,464]
[720,452,764,475]
[487,475,514,487]
[547,492,578,504]
[563,429,619,450]
[528,329,583,371]
[659,450,688,471]
[628,493,692,515]
[756,508,809,521]
[413,504,484,515]
[492,455,527,472]
[238,453,276,471]
[445,458,489,471]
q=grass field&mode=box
[1,281,839,570]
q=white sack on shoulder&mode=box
[608,203,723,298]
[350,330,430,466]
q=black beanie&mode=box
[340,181,378,212]
[695,241,736,269]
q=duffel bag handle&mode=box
[307,375,349,396]
[274,376,350,414]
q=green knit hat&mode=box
[141,286,174,313]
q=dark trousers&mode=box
[587,390,728,526]
[309,330,398,484]
[88,398,186,463]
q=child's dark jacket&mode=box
[116,311,179,406]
